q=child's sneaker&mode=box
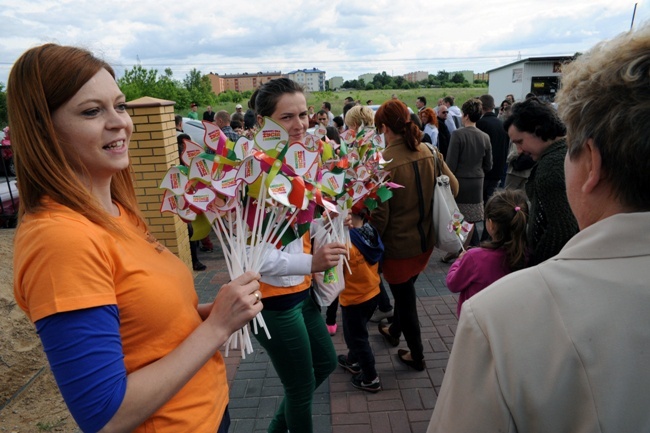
[337,354,361,374]
[326,323,337,336]
[351,373,381,393]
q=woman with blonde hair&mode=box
[10,44,262,433]
[344,104,375,131]
[371,100,458,371]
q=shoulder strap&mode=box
[431,147,443,177]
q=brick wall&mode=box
[126,97,191,269]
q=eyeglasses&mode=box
[440,111,448,115]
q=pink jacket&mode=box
[446,247,511,317]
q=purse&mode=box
[432,150,465,253]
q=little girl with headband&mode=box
[446,189,529,317]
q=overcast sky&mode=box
[0,0,647,86]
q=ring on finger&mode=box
[254,291,261,302]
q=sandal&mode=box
[397,349,426,371]
[378,323,400,347]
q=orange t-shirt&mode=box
[13,201,227,432]
[339,244,381,307]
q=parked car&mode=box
[182,118,206,146]
[0,178,19,227]
[0,128,15,177]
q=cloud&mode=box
[0,0,647,85]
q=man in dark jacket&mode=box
[436,108,451,157]
[476,94,510,240]
[202,106,215,122]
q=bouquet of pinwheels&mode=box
[160,119,400,355]
[309,124,402,305]
[160,118,335,357]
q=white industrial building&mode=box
[487,56,574,103]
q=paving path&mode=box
[193,238,459,433]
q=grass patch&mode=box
[36,419,67,431]
[183,88,488,117]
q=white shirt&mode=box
[423,124,439,146]
[327,111,335,127]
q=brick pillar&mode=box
[126,97,191,268]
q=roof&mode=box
[209,71,282,78]
[487,56,575,74]
[287,68,326,74]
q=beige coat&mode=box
[428,212,650,433]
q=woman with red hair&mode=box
[371,100,458,371]
[419,107,439,147]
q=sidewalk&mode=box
[193,238,459,433]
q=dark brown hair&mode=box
[251,77,305,118]
[461,98,483,123]
[481,189,529,271]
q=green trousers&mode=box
[254,295,337,433]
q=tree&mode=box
[118,65,159,101]
[436,70,450,83]
[394,76,412,89]
[343,79,365,90]
[373,71,394,89]
[451,72,466,84]
[156,68,190,105]
[182,69,214,106]
[0,83,7,127]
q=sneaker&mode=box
[199,246,213,252]
[370,308,394,323]
[351,373,381,393]
[326,323,337,336]
[337,355,361,374]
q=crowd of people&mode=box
[8,23,650,433]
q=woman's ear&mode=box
[582,138,602,194]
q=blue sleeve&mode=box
[35,305,127,433]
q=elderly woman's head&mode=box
[556,25,650,213]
